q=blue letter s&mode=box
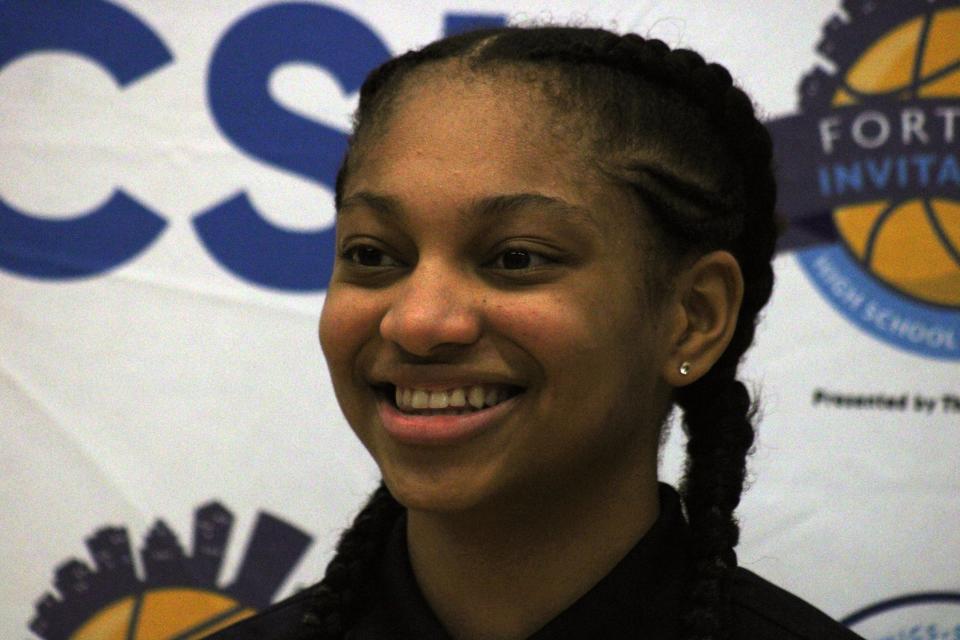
[200,3,390,291]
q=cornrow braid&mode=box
[320,25,780,639]
[306,483,402,637]
[579,33,777,640]
[575,33,778,640]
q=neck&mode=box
[406,467,660,640]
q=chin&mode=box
[378,459,504,515]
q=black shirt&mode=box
[209,485,863,639]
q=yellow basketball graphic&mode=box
[829,5,960,308]
[31,505,312,640]
[70,589,254,640]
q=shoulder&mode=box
[730,568,864,639]
[202,587,319,640]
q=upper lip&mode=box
[369,367,525,391]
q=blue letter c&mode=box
[0,0,172,279]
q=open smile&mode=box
[375,383,524,445]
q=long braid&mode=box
[598,38,779,640]
[627,41,778,640]
[320,26,780,639]
[599,37,778,640]
[305,483,402,637]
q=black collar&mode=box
[358,483,688,639]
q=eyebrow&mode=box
[338,191,599,228]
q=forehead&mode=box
[345,67,602,204]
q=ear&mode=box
[660,250,744,387]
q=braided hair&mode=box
[312,26,779,640]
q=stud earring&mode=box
[679,361,692,376]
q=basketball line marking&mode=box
[922,198,960,267]
[909,12,934,100]
[860,199,902,267]
[126,592,145,640]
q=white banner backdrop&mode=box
[2,1,958,638]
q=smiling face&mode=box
[320,68,677,514]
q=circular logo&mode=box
[827,5,960,309]
[772,1,960,359]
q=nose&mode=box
[379,261,482,357]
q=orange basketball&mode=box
[70,588,254,640]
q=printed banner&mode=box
[2,1,957,638]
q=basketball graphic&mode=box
[30,503,312,640]
[801,1,960,309]
[68,589,253,639]
[835,198,960,306]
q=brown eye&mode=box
[492,248,551,270]
[502,249,531,269]
[343,245,400,267]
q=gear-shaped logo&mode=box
[29,502,312,639]
[770,0,960,360]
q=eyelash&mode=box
[341,244,402,268]
[339,244,555,272]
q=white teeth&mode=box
[391,384,517,412]
[428,390,448,409]
[449,388,466,407]
[468,386,486,409]
[411,389,429,409]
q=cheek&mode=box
[490,286,654,403]
[487,292,572,345]
[318,294,345,364]
[319,287,380,373]
[488,289,613,369]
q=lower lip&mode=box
[377,392,520,446]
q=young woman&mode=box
[212,26,863,640]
